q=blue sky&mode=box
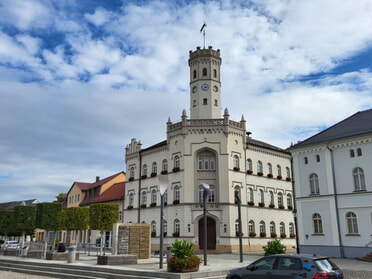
[1,0,372,203]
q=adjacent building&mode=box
[124,46,295,252]
[290,109,372,258]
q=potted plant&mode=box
[267,173,273,178]
[258,202,265,207]
[269,203,275,208]
[151,231,156,237]
[173,200,180,205]
[279,205,285,209]
[161,170,168,175]
[249,232,256,237]
[233,167,240,171]
[151,172,157,177]
[288,205,293,210]
[141,175,147,179]
[286,177,292,182]
[140,204,146,208]
[172,167,180,173]
[172,231,180,237]
[167,239,201,272]
[257,172,263,176]
[260,232,266,238]
[248,201,254,206]
[127,205,133,210]
[290,233,296,238]
[277,175,282,180]
[150,202,156,207]
[271,232,277,238]
[128,177,134,181]
[247,170,253,174]
[280,233,287,238]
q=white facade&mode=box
[124,46,295,252]
[290,110,372,258]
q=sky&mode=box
[1,0,372,203]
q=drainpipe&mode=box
[327,145,345,258]
[138,150,143,224]
[290,157,300,254]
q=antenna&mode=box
[200,22,207,49]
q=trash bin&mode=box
[67,246,76,263]
[166,246,172,262]
[21,246,28,257]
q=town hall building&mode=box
[124,46,296,252]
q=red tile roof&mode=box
[89,182,125,204]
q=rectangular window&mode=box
[203,98,207,105]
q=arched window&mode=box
[142,164,148,176]
[350,149,355,158]
[174,185,180,202]
[129,167,135,179]
[310,173,320,194]
[174,155,180,168]
[267,163,272,174]
[151,220,156,234]
[316,154,320,162]
[162,159,168,172]
[233,155,240,170]
[313,213,323,234]
[353,167,366,191]
[287,193,293,209]
[277,165,282,176]
[193,70,197,79]
[163,220,167,235]
[286,167,291,178]
[270,221,276,233]
[248,220,255,233]
[246,159,252,172]
[357,148,362,156]
[214,99,218,106]
[304,157,308,164]
[280,222,285,235]
[259,221,266,233]
[278,192,283,207]
[152,162,157,175]
[141,191,147,205]
[213,69,217,78]
[269,191,274,205]
[202,68,207,76]
[346,212,358,234]
[259,189,264,204]
[151,189,157,204]
[289,222,295,235]
[129,192,134,206]
[174,219,180,234]
[247,188,254,203]
[257,161,263,174]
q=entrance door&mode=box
[198,217,216,249]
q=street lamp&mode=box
[158,174,168,269]
[201,183,210,266]
[235,189,243,263]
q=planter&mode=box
[258,202,265,207]
[172,232,180,237]
[269,204,275,208]
[151,232,156,237]
[280,233,287,238]
[127,205,133,210]
[141,175,147,179]
[267,173,273,178]
[260,232,267,238]
[277,175,282,180]
[249,232,256,237]
[288,206,293,210]
[151,172,157,177]
[150,202,156,207]
[271,232,277,238]
[173,200,180,205]
[172,167,180,173]
[140,204,146,208]
[257,172,263,176]
[279,205,285,209]
[128,177,134,181]
[286,177,292,182]
[247,170,253,174]
[248,201,254,206]
[161,170,168,174]
[167,263,199,273]
[233,167,240,171]
[290,233,296,239]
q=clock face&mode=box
[201,83,209,91]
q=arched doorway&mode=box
[198,217,216,250]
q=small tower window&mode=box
[193,100,196,107]
[202,68,207,76]
[214,99,218,106]
[193,70,197,79]
[203,98,207,105]
[213,69,217,78]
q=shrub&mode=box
[263,238,286,256]
[167,239,201,272]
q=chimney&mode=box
[96,176,100,182]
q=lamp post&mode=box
[235,189,243,263]
[158,174,168,269]
[201,183,210,266]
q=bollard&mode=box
[67,246,76,263]
[166,246,172,262]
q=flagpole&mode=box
[200,22,207,49]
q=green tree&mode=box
[66,207,90,246]
[0,210,17,237]
[263,238,286,256]
[54,193,67,203]
[14,205,36,248]
[89,203,119,254]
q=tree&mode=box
[54,193,67,203]
[89,203,119,254]
[0,210,17,237]
[14,205,36,248]
[66,207,89,246]
[263,238,286,256]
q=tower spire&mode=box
[200,22,207,49]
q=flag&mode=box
[200,23,207,32]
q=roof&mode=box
[141,140,167,152]
[291,109,372,148]
[87,182,125,204]
[68,171,125,193]
[0,199,39,210]
[246,137,290,154]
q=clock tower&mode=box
[188,46,222,119]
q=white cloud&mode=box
[84,8,113,26]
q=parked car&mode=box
[3,240,20,250]
[226,254,344,279]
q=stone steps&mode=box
[0,257,228,279]
[362,252,372,262]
